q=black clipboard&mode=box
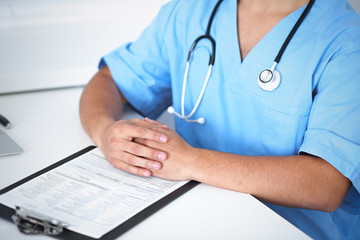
[0,146,199,240]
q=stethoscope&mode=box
[168,0,315,124]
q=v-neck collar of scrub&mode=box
[216,0,310,79]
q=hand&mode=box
[98,118,169,177]
[134,118,198,181]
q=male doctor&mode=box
[79,0,360,239]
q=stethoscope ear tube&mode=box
[170,0,315,123]
[168,35,215,124]
[168,61,212,125]
[168,0,222,124]
[189,35,216,65]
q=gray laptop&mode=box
[0,130,23,157]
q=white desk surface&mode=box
[0,88,310,240]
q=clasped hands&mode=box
[99,117,196,181]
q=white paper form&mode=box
[0,148,188,238]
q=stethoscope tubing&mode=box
[169,0,315,123]
[274,0,316,63]
[181,62,213,120]
[188,35,216,65]
[168,0,222,124]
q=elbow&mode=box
[320,198,343,213]
[306,193,344,212]
[315,182,351,213]
[311,158,352,212]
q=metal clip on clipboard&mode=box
[11,206,68,235]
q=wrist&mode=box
[187,148,222,183]
[186,147,204,181]
[91,116,115,149]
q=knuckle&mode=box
[135,127,147,137]
[108,137,118,147]
[130,144,142,155]
[130,118,142,125]
[114,125,124,135]
[120,152,132,163]
[125,155,136,165]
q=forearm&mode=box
[79,66,126,147]
[191,149,350,212]
[131,124,351,212]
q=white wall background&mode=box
[0,0,169,94]
[349,0,360,12]
[0,0,359,95]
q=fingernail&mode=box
[152,162,161,170]
[160,135,167,143]
[143,170,151,177]
[158,152,166,161]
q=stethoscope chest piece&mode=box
[168,0,315,123]
[257,68,281,91]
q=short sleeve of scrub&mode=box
[299,47,360,205]
[98,1,177,120]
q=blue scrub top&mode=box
[99,0,360,239]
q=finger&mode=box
[144,117,162,124]
[133,138,163,150]
[132,118,169,130]
[115,119,168,143]
[109,158,152,177]
[144,117,169,129]
[132,119,167,143]
[108,151,162,173]
[121,140,167,161]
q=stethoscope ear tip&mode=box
[167,106,205,124]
